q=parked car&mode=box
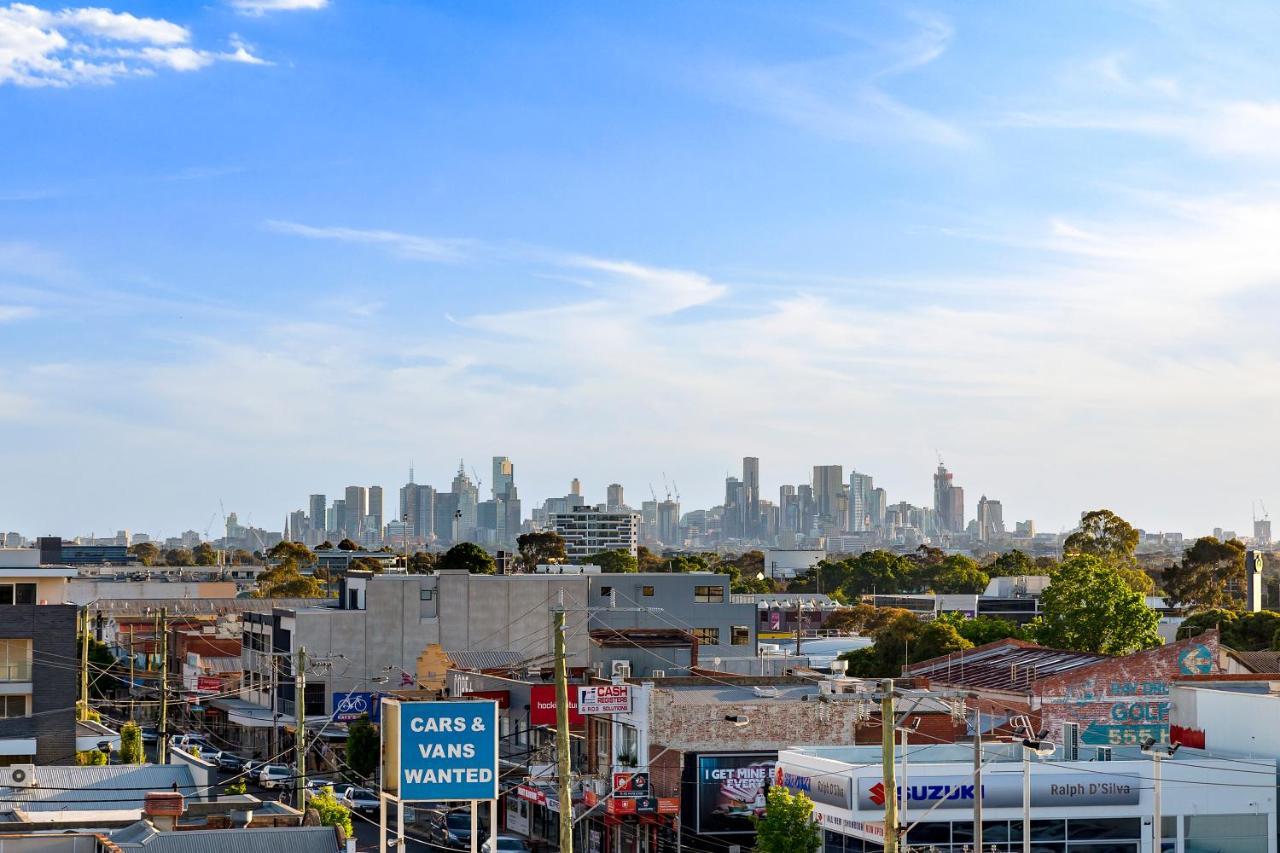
[242,759,268,775]
[171,734,213,752]
[217,751,246,771]
[338,786,380,815]
[482,837,532,853]
[426,812,485,849]
[305,778,340,794]
[139,727,159,744]
[257,764,292,789]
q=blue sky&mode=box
[3,0,1280,539]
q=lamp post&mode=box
[1141,737,1179,853]
[1019,735,1056,853]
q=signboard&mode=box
[530,684,583,727]
[613,772,650,798]
[608,798,638,816]
[774,765,852,809]
[695,753,775,836]
[196,676,221,691]
[854,772,1139,811]
[333,691,381,723]
[578,684,632,715]
[395,700,499,801]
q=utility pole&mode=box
[553,606,574,853]
[129,626,136,721]
[270,656,278,759]
[972,701,982,853]
[1142,738,1178,853]
[158,607,168,765]
[881,678,897,853]
[79,608,89,721]
[295,646,308,807]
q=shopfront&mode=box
[776,743,1277,853]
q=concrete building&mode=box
[606,484,625,510]
[762,547,825,580]
[551,506,640,560]
[812,466,844,529]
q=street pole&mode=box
[470,800,479,853]
[1022,747,1030,853]
[79,608,89,721]
[270,656,278,759]
[1152,753,1162,853]
[554,607,574,853]
[129,626,135,721]
[158,607,168,765]
[881,679,898,853]
[900,725,910,853]
[973,703,982,853]
[294,646,307,808]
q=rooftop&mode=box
[110,822,339,853]
[0,765,198,814]
[904,639,1106,691]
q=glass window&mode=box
[642,586,654,597]
[731,626,750,645]
[0,587,12,606]
[1068,819,1140,841]
[0,640,31,682]
[419,588,434,601]
[0,696,26,718]
[983,821,1013,843]
[1185,814,1268,853]
[601,586,613,597]
[693,628,720,645]
[14,584,34,605]
[907,822,950,844]
[1031,821,1067,841]
[1068,844,1136,853]
[693,585,725,603]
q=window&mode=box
[693,628,720,645]
[0,696,26,718]
[0,585,36,606]
[693,585,724,603]
[0,640,31,682]
[1185,815,1268,853]
[1067,818,1140,840]
[731,626,750,645]
[600,586,613,597]
[642,586,654,597]
[419,588,434,601]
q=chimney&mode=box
[143,792,185,831]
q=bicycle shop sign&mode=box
[332,691,381,723]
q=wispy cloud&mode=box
[706,10,970,147]
[265,220,475,262]
[0,305,36,323]
[0,2,268,86]
[228,0,328,16]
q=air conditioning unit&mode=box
[651,670,666,678]
[611,661,631,678]
[1,765,34,788]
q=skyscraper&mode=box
[570,478,581,497]
[368,485,384,543]
[849,471,874,532]
[606,483,625,509]
[779,485,798,532]
[976,495,1004,542]
[492,456,514,500]
[933,463,964,534]
[743,457,760,538]
[867,487,887,530]
[400,471,436,544]
[308,494,326,536]
[812,465,844,526]
[723,476,745,539]
[452,462,479,541]
[344,486,369,538]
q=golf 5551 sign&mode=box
[398,700,498,801]
[578,684,632,715]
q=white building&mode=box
[763,548,825,579]
[777,742,1275,853]
[550,505,639,560]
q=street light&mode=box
[1019,734,1056,853]
[1141,737,1179,853]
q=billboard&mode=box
[774,765,852,809]
[530,684,583,727]
[394,700,499,801]
[333,691,381,723]
[578,684,632,715]
[854,772,1139,811]
[695,753,775,835]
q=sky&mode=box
[3,0,1280,540]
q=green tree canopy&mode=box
[936,612,1030,646]
[119,721,143,765]
[164,548,194,567]
[754,787,822,853]
[269,540,316,566]
[823,604,915,636]
[337,538,359,551]
[927,554,990,594]
[591,550,638,573]
[128,542,160,566]
[192,542,218,566]
[517,531,567,571]
[988,549,1036,577]
[348,556,385,574]
[1177,608,1280,651]
[839,550,913,598]
[254,559,326,598]
[1063,509,1140,567]
[1035,555,1161,654]
[840,613,972,678]
[345,715,379,780]
[636,546,666,572]
[439,542,495,574]
[315,541,334,551]
[407,551,438,574]
[306,785,353,837]
[1163,537,1247,609]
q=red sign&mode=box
[196,676,221,691]
[516,785,548,807]
[607,798,637,816]
[584,790,599,807]
[465,690,511,709]
[530,684,583,727]
[613,772,650,798]
[657,797,680,815]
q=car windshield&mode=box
[266,766,289,774]
[446,815,473,830]
[350,788,375,799]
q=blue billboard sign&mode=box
[398,700,498,801]
[333,692,380,723]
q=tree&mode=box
[516,532,567,571]
[76,749,108,766]
[128,542,160,566]
[315,541,334,551]
[1035,555,1161,654]
[407,552,439,574]
[1177,608,1280,651]
[936,612,1029,646]
[1063,509,1140,567]
[346,715,379,780]
[636,546,666,572]
[439,543,495,574]
[592,550,638,573]
[119,721,143,765]
[1163,537,1247,609]
[839,550,911,598]
[988,549,1036,577]
[754,787,821,853]
[223,776,247,795]
[193,542,218,566]
[839,613,972,678]
[927,554,990,594]
[823,604,914,636]
[307,785,354,837]
[254,559,326,598]
[164,548,194,567]
[789,559,851,595]
[269,541,316,566]
[230,549,255,565]
[348,557,385,574]
[337,538,359,551]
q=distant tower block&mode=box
[1246,549,1265,612]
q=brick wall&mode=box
[1036,631,1220,747]
[0,605,77,764]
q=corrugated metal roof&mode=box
[1,765,196,812]
[1228,650,1280,673]
[446,650,526,671]
[110,822,339,853]
[904,640,1105,691]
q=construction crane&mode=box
[671,481,681,503]
[662,472,672,502]
[649,483,659,503]
[471,466,484,495]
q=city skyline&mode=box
[5,2,1280,536]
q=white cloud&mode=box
[0,304,36,322]
[0,2,269,86]
[228,0,327,16]
[265,220,475,262]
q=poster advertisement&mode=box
[695,753,776,835]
